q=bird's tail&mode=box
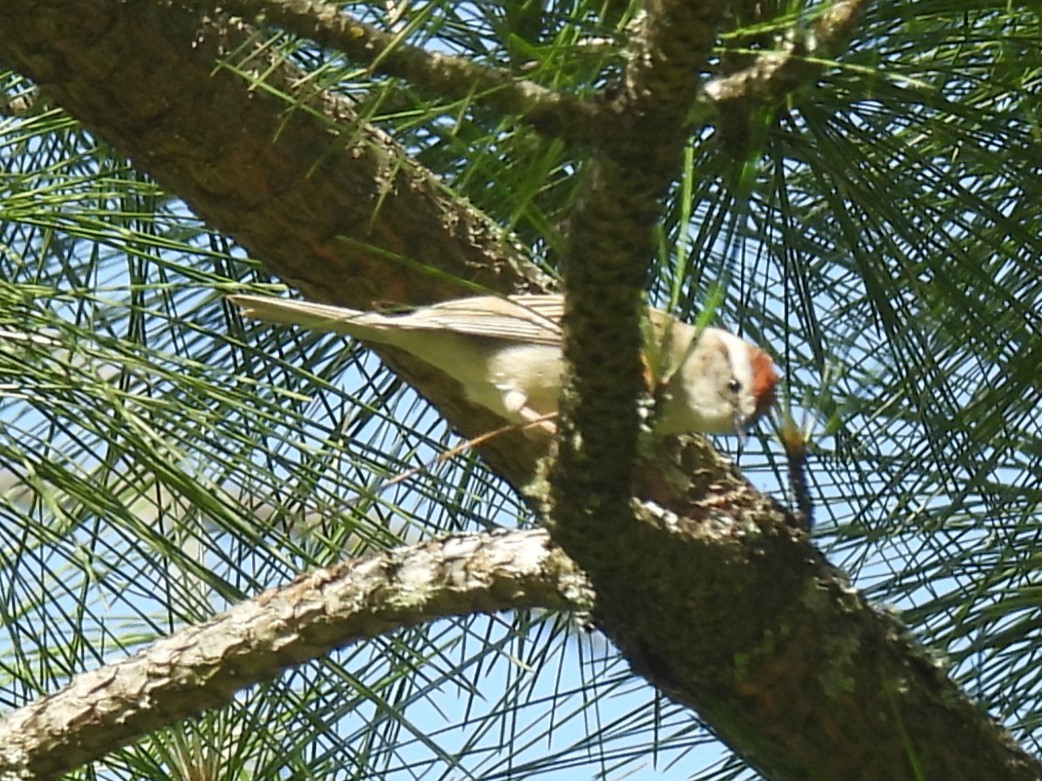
[228,295,377,335]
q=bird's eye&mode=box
[727,378,741,394]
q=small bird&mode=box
[228,294,778,438]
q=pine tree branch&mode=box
[0,529,590,781]
[0,0,549,310]
[551,0,731,626]
[552,0,735,490]
[195,0,605,145]
[704,0,872,154]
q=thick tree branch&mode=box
[553,0,734,530]
[0,0,549,308]
[551,0,729,676]
[0,529,590,781]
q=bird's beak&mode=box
[734,412,748,447]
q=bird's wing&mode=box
[228,293,564,345]
[388,295,564,345]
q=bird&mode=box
[228,293,778,438]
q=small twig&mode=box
[704,0,871,106]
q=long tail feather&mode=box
[228,295,373,334]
